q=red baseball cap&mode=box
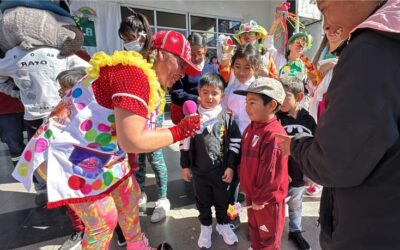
[153,30,201,76]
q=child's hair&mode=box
[258,93,281,114]
[209,55,217,63]
[231,43,262,69]
[188,33,207,47]
[199,73,225,92]
[279,77,304,95]
[56,67,87,89]
[118,13,152,52]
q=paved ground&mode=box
[0,119,322,250]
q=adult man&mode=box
[277,0,400,249]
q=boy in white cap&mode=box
[234,77,288,250]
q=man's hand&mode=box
[181,168,191,182]
[275,134,293,156]
[222,168,234,183]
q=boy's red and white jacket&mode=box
[239,116,288,205]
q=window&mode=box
[157,11,186,29]
[218,19,241,34]
[120,6,241,59]
[189,15,241,59]
[120,7,187,37]
[191,16,216,32]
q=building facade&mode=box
[70,0,323,59]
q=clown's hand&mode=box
[169,114,201,143]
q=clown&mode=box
[218,20,278,84]
[279,32,313,81]
[12,29,201,249]
[234,20,278,79]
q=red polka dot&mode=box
[68,175,85,190]
[81,184,92,194]
[24,150,32,162]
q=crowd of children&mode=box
[0,4,336,250]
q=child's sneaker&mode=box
[198,225,212,249]
[139,192,147,206]
[216,224,239,245]
[306,183,322,196]
[58,231,83,250]
[151,198,170,223]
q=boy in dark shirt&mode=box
[276,77,317,250]
[181,73,240,249]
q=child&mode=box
[222,43,261,229]
[234,77,288,250]
[223,43,260,135]
[181,73,241,249]
[276,77,316,250]
[57,67,87,98]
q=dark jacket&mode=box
[170,63,218,106]
[181,109,241,176]
[277,109,317,187]
[291,1,400,249]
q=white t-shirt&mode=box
[0,47,90,120]
[222,76,255,134]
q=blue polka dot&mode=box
[72,88,83,98]
[101,143,117,152]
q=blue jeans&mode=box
[135,115,168,199]
[0,113,25,158]
[287,186,306,232]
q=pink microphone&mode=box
[181,100,198,151]
[182,100,197,116]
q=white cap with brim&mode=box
[234,77,286,105]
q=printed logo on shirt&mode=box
[283,125,312,136]
[259,225,269,232]
[251,135,260,147]
[20,60,48,67]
